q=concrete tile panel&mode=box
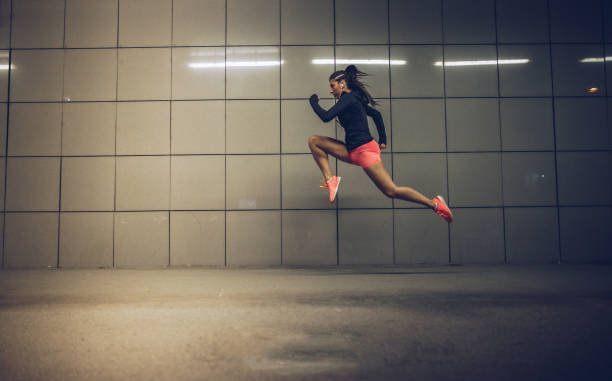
[117,48,171,101]
[443,0,495,44]
[172,47,225,100]
[559,207,612,263]
[505,207,559,263]
[448,153,502,207]
[12,0,64,48]
[114,212,169,267]
[338,209,393,265]
[116,102,170,155]
[62,102,116,156]
[500,98,554,151]
[10,50,64,102]
[116,156,170,211]
[8,103,62,156]
[446,98,500,152]
[171,100,225,154]
[119,0,172,47]
[226,155,280,210]
[170,211,225,266]
[335,0,388,44]
[227,0,280,45]
[281,0,333,45]
[65,0,118,48]
[226,100,280,154]
[394,209,449,265]
[6,158,60,211]
[390,45,444,97]
[281,45,335,99]
[496,0,549,43]
[226,47,280,99]
[226,211,281,265]
[64,49,117,101]
[61,157,115,211]
[4,212,58,268]
[173,0,225,46]
[450,208,505,264]
[390,0,442,44]
[391,99,446,153]
[502,152,557,206]
[281,99,336,154]
[170,155,225,210]
[282,210,337,265]
[59,212,114,268]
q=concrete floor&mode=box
[0,265,611,381]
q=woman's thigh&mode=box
[362,161,395,194]
[313,135,351,163]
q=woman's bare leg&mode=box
[308,135,351,180]
[363,161,436,209]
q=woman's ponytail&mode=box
[329,65,378,107]
[344,64,358,83]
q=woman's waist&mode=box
[347,137,375,152]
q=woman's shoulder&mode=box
[342,91,366,104]
[350,89,369,105]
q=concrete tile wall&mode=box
[1,0,611,268]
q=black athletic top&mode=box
[309,91,387,151]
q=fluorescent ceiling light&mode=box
[434,59,529,66]
[312,59,407,65]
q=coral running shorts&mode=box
[349,140,381,168]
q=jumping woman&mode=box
[308,65,453,223]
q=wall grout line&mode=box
[279,0,283,265]
[333,0,339,266]
[1,0,14,268]
[601,0,609,99]
[387,0,395,265]
[546,0,563,263]
[224,0,228,267]
[56,0,68,268]
[441,0,452,264]
[7,94,607,105]
[168,0,174,267]
[8,41,610,51]
[4,147,612,159]
[494,0,508,264]
[112,0,120,268]
[3,204,610,214]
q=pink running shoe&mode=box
[320,176,341,203]
[433,195,453,223]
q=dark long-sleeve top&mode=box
[309,91,387,151]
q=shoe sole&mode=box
[436,195,453,222]
[330,177,341,203]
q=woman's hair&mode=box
[329,65,378,106]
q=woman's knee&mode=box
[308,135,319,147]
[382,185,397,198]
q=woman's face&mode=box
[329,79,344,99]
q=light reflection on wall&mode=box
[312,59,407,65]
[188,58,408,69]
[185,58,540,69]
[189,60,284,68]
[580,57,612,63]
[434,59,530,67]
